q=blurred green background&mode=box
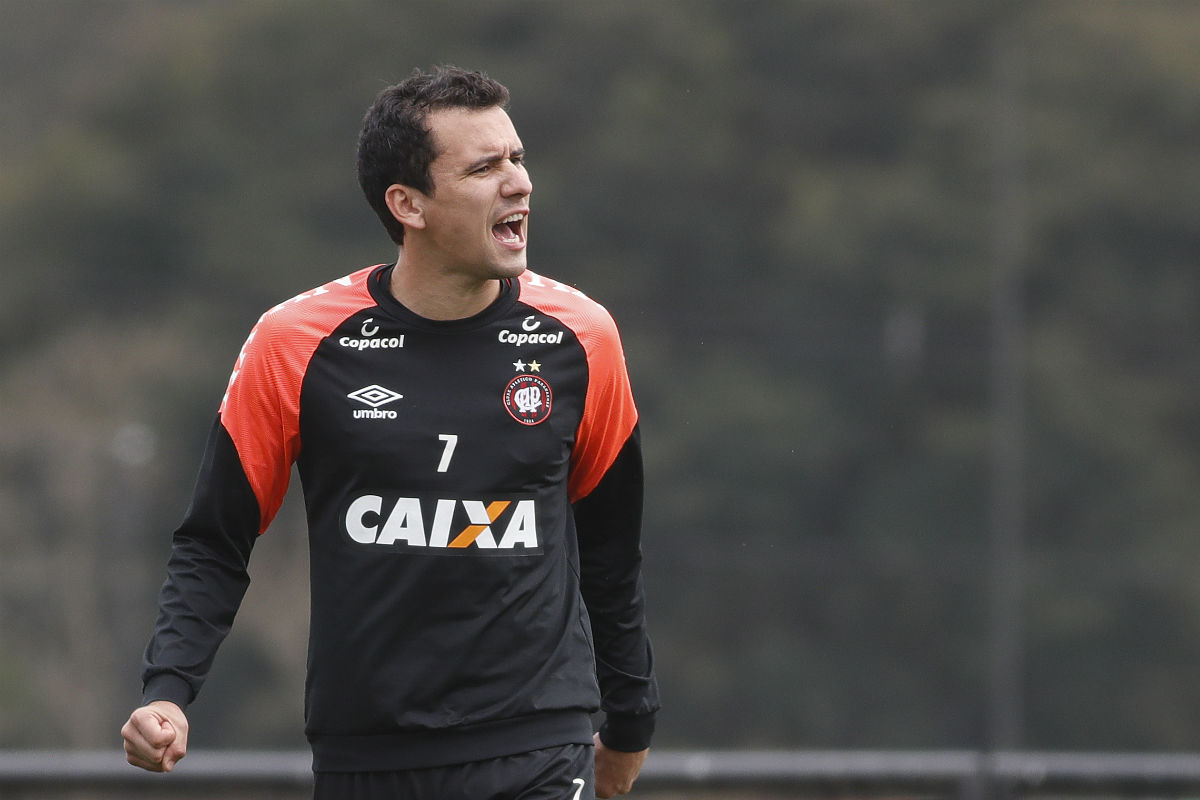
[2,0,1199,756]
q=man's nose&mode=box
[502,164,532,197]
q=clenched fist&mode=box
[121,700,189,773]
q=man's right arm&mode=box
[130,309,299,746]
[138,417,263,712]
[124,302,315,770]
[124,417,263,773]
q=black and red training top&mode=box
[141,264,659,771]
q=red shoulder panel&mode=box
[517,271,638,503]
[219,267,377,533]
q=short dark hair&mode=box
[357,66,511,244]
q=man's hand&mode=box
[121,700,189,773]
[593,732,648,798]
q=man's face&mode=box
[417,106,532,281]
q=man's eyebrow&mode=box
[463,148,526,173]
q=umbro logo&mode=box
[348,385,403,419]
[348,385,403,407]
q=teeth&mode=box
[498,213,524,224]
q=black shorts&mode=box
[312,743,595,800]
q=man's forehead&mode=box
[427,107,522,162]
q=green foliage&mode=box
[2,0,1200,753]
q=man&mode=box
[121,66,659,799]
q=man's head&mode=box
[358,66,511,245]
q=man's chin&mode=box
[493,261,528,280]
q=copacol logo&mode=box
[348,385,404,419]
[497,316,564,347]
[340,317,405,350]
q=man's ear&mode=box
[385,184,426,231]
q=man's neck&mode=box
[388,255,502,321]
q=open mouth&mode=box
[492,212,526,246]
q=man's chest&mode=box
[295,312,588,491]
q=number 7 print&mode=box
[436,433,458,473]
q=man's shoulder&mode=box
[255,265,379,333]
[516,270,620,341]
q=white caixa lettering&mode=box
[345,495,539,550]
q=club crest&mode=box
[503,374,553,425]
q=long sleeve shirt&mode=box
[141,264,659,771]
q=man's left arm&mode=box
[594,731,649,798]
[573,425,660,793]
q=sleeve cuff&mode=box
[598,712,657,752]
[142,673,195,710]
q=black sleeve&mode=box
[140,417,261,708]
[573,424,660,751]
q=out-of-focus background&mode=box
[2,0,1199,775]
